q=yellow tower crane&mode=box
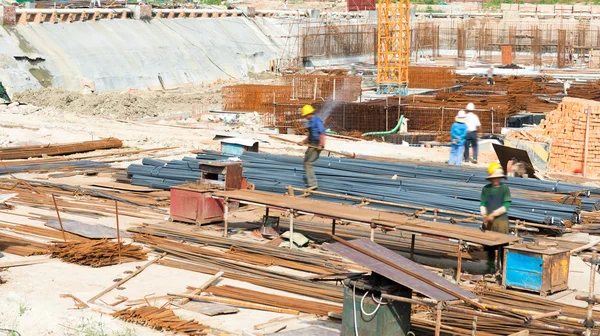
[377,0,410,95]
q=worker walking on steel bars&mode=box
[300,104,325,190]
[480,162,512,272]
[448,110,467,166]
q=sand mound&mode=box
[13,86,223,120]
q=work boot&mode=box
[308,185,318,191]
[472,159,478,164]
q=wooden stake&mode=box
[88,253,166,304]
[115,200,121,264]
[223,198,229,238]
[435,302,442,336]
[289,210,295,249]
[167,293,300,315]
[410,234,416,261]
[456,239,463,283]
[180,271,224,305]
[584,105,591,177]
[471,316,477,336]
[51,194,67,242]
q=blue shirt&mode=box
[307,116,326,145]
[450,122,467,146]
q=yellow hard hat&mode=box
[301,105,315,117]
[487,162,504,178]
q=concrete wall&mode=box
[0,17,293,93]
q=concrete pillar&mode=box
[1,6,16,25]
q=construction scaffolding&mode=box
[408,66,456,89]
[299,24,376,61]
[222,85,292,113]
[267,100,507,137]
[558,29,567,68]
[412,22,440,60]
[282,75,362,102]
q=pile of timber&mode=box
[0,138,123,160]
[113,306,209,335]
[128,224,346,304]
[412,285,600,335]
[567,80,600,101]
[0,232,49,256]
[50,240,147,267]
[0,178,167,219]
[505,128,549,143]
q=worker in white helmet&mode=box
[464,103,481,164]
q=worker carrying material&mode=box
[300,105,325,190]
[481,162,512,272]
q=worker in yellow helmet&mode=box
[480,162,512,273]
[300,105,325,190]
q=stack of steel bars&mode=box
[126,151,595,229]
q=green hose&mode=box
[362,115,404,137]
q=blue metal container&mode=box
[503,243,570,296]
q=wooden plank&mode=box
[167,293,300,315]
[0,256,51,268]
[180,271,224,305]
[90,182,159,193]
[213,190,518,247]
[88,253,166,303]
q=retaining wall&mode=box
[0,16,294,93]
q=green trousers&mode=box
[303,147,321,188]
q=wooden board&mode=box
[214,190,519,247]
[91,182,159,193]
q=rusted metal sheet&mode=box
[46,220,132,239]
[326,238,477,301]
[170,187,224,225]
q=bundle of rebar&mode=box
[206,285,343,316]
[0,138,123,160]
[408,66,455,89]
[50,240,147,267]
[128,224,345,303]
[113,305,209,335]
[0,232,49,256]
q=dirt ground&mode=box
[0,87,598,335]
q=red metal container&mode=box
[347,0,375,11]
[170,186,224,225]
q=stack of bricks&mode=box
[538,97,600,175]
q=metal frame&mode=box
[377,0,410,95]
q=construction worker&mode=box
[464,103,481,164]
[448,110,467,166]
[301,104,325,190]
[481,162,512,272]
[486,65,495,85]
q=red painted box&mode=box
[170,186,224,225]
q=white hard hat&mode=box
[455,110,467,122]
[466,103,475,111]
